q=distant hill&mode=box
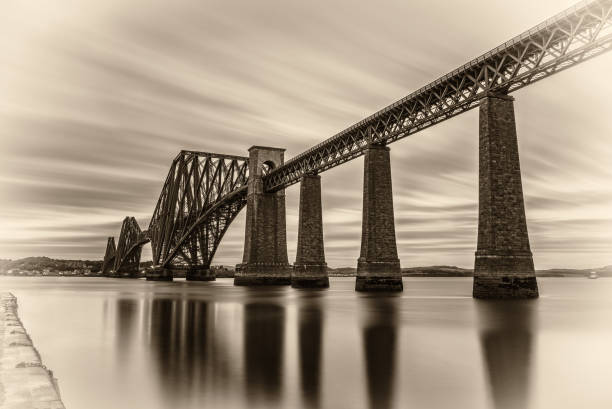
[329,265,612,277]
[402,265,473,276]
[0,257,103,273]
[1,257,610,278]
[0,259,12,270]
[328,265,472,277]
[536,266,612,277]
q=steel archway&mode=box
[101,237,116,275]
[161,187,247,269]
[148,150,249,271]
[114,217,146,274]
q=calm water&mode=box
[1,277,611,409]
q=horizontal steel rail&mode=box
[177,150,248,162]
[264,0,612,192]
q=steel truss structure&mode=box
[113,216,148,273]
[147,150,249,270]
[101,237,116,274]
[103,0,612,273]
[264,0,612,192]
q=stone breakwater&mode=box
[0,293,65,409]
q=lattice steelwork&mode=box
[264,0,612,192]
[148,150,249,269]
[114,216,146,273]
[101,237,116,275]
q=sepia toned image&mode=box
[1,1,612,408]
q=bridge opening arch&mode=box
[114,237,151,277]
[205,206,247,271]
[262,160,276,176]
[139,240,153,273]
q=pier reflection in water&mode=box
[477,300,535,409]
[109,286,403,409]
[244,302,285,404]
[298,293,324,409]
[5,277,612,409]
[146,297,238,407]
[361,297,398,409]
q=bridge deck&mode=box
[264,0,612,192]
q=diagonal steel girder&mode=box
[113,216,148,273]
[263,0,612,192]
[148,150,249,269]
[101,237,116,274]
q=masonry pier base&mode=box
[473,93,538,299]
[234,264,292,286]
[146,267,173,281]
[356,144,403,292]
[292,173,329,288]
[234,146,292,286]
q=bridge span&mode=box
[103,0,612,298]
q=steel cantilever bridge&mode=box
[103,0,612,296]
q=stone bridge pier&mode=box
[235,146,292,285]
[356,144,403,292]
[292,173,329,288]
[473,93,538,299]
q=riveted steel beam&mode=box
[264,0,612,192]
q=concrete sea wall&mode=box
[0,292,65,409]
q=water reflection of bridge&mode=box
[103,0,612,298]
[112,292,536,409]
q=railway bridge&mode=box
[102,0,612,298]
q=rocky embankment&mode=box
[0,293,65,409]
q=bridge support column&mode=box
[146,266,173,281]
[186,268,215,281]
[235,146,292,285]
[473,93,538,299]
[292,173,329,288]
[356,144,402,292]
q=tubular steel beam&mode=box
[263,0,612,192]
[148,150,249,269]
[101,237,116,275]
[114,217,146,274]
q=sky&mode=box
[1,0,611,269]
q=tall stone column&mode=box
[473,93,538,299]
[235,146,292,285]
[356,144,403,292]
[292,173,329,288]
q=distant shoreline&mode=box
[1,256,610,279]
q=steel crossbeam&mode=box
[264,0,612,192]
